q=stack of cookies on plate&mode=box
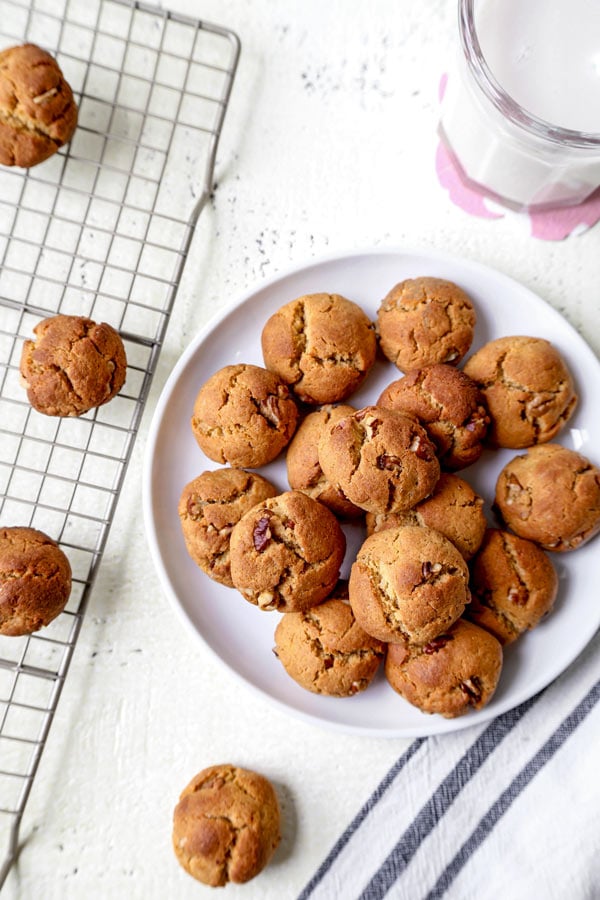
[179,278,600,720]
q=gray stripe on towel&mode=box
[425,677,600,900]
[297,738,426,900]
[357,694,538,900]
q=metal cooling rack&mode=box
[0,0,239,885]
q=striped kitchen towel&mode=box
[299,628,600,900]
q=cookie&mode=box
[0,44,78,168]
[317,406,440,515]
[20,314,127,417]
[377,277,476,372]
[273,583,385,696]
[0,526,72,636]
[366,472,486,561]
[261,292,377,404]
[229,490,346,612]
[178,468,278,587]
[348,525,469,645]
[467,529,558,644]
[172,764,281,887]
[385,619,503,718]
[463,336,577,448]
[191,363,299,468]
[285,404,363,518]
[378,364,489,470]
[494,443,600,552]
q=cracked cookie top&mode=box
[0,43,78,168]
[385,618,503,718]
[261,292,377,404]
[285,403,364,518]
[191,363,299,468]
[463,335,577,448]
[467,529,558,645]
[378,363,490,470]
[494,443,600,552]
[376,277,476,372]
[317,405,441,515]
[274,584,385,697]
[19,314,127,417]
[172,763,281,887]
[178,467,278,587]
[229,489,346,612]
[348,525,469,645]
[0,526,72,636]
[366,472,486,561]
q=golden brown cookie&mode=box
[178,468,278,587]
[348,525,469,645]
[463,336,577,448]
[0,526,72,636]
[377,277,476,372]
[273,584,385,696]
[285,404,363,518]
[0,44,78,168]
[467,529,558,644]
[378,364,489,470]
[317,406,440,515]
[494,444,600,552]
[229,490,346,612]
[172,764,281,887]
[191,363,299,468]
[366,472,486,561]
[20,314,127,417]
[261,293,377,404]
[385,619,503,718]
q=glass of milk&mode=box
[440,0,600,210]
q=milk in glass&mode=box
[441,0,600,208]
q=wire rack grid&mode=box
[0,0,240,885]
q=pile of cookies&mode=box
[179,277,600,721]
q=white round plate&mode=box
[143,247,600,738]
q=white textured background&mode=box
[4,1,600,898]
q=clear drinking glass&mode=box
[439,0,600,210]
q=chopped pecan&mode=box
[422,561,443,580]
[460,676,482,704]
[507,586,526,605]
[258,395,281,428]
[253,514,272,551]
[422,634,452,654]
[376,453,404,471]
[409,434,434,460]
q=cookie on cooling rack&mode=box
[20,314,127,417]
[365,472,486,561]
[463,335,577,448]
[273,583,385,697]
[261,292,377,404]
[317,406,440,515]
[191,363,299,468]
[377,364,489,470]
[285,404,363,518]
[385,618,503,718]
[376,277,476,372]
[173,764,281,887]
[349,525,469,645]
[0,526,72,636]
[0,43,78,168]
[494,444,600,552]
[178,468,278,587]
[229,490,346,612]
[466,529,558,645]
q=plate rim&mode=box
[142,244,600,739]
